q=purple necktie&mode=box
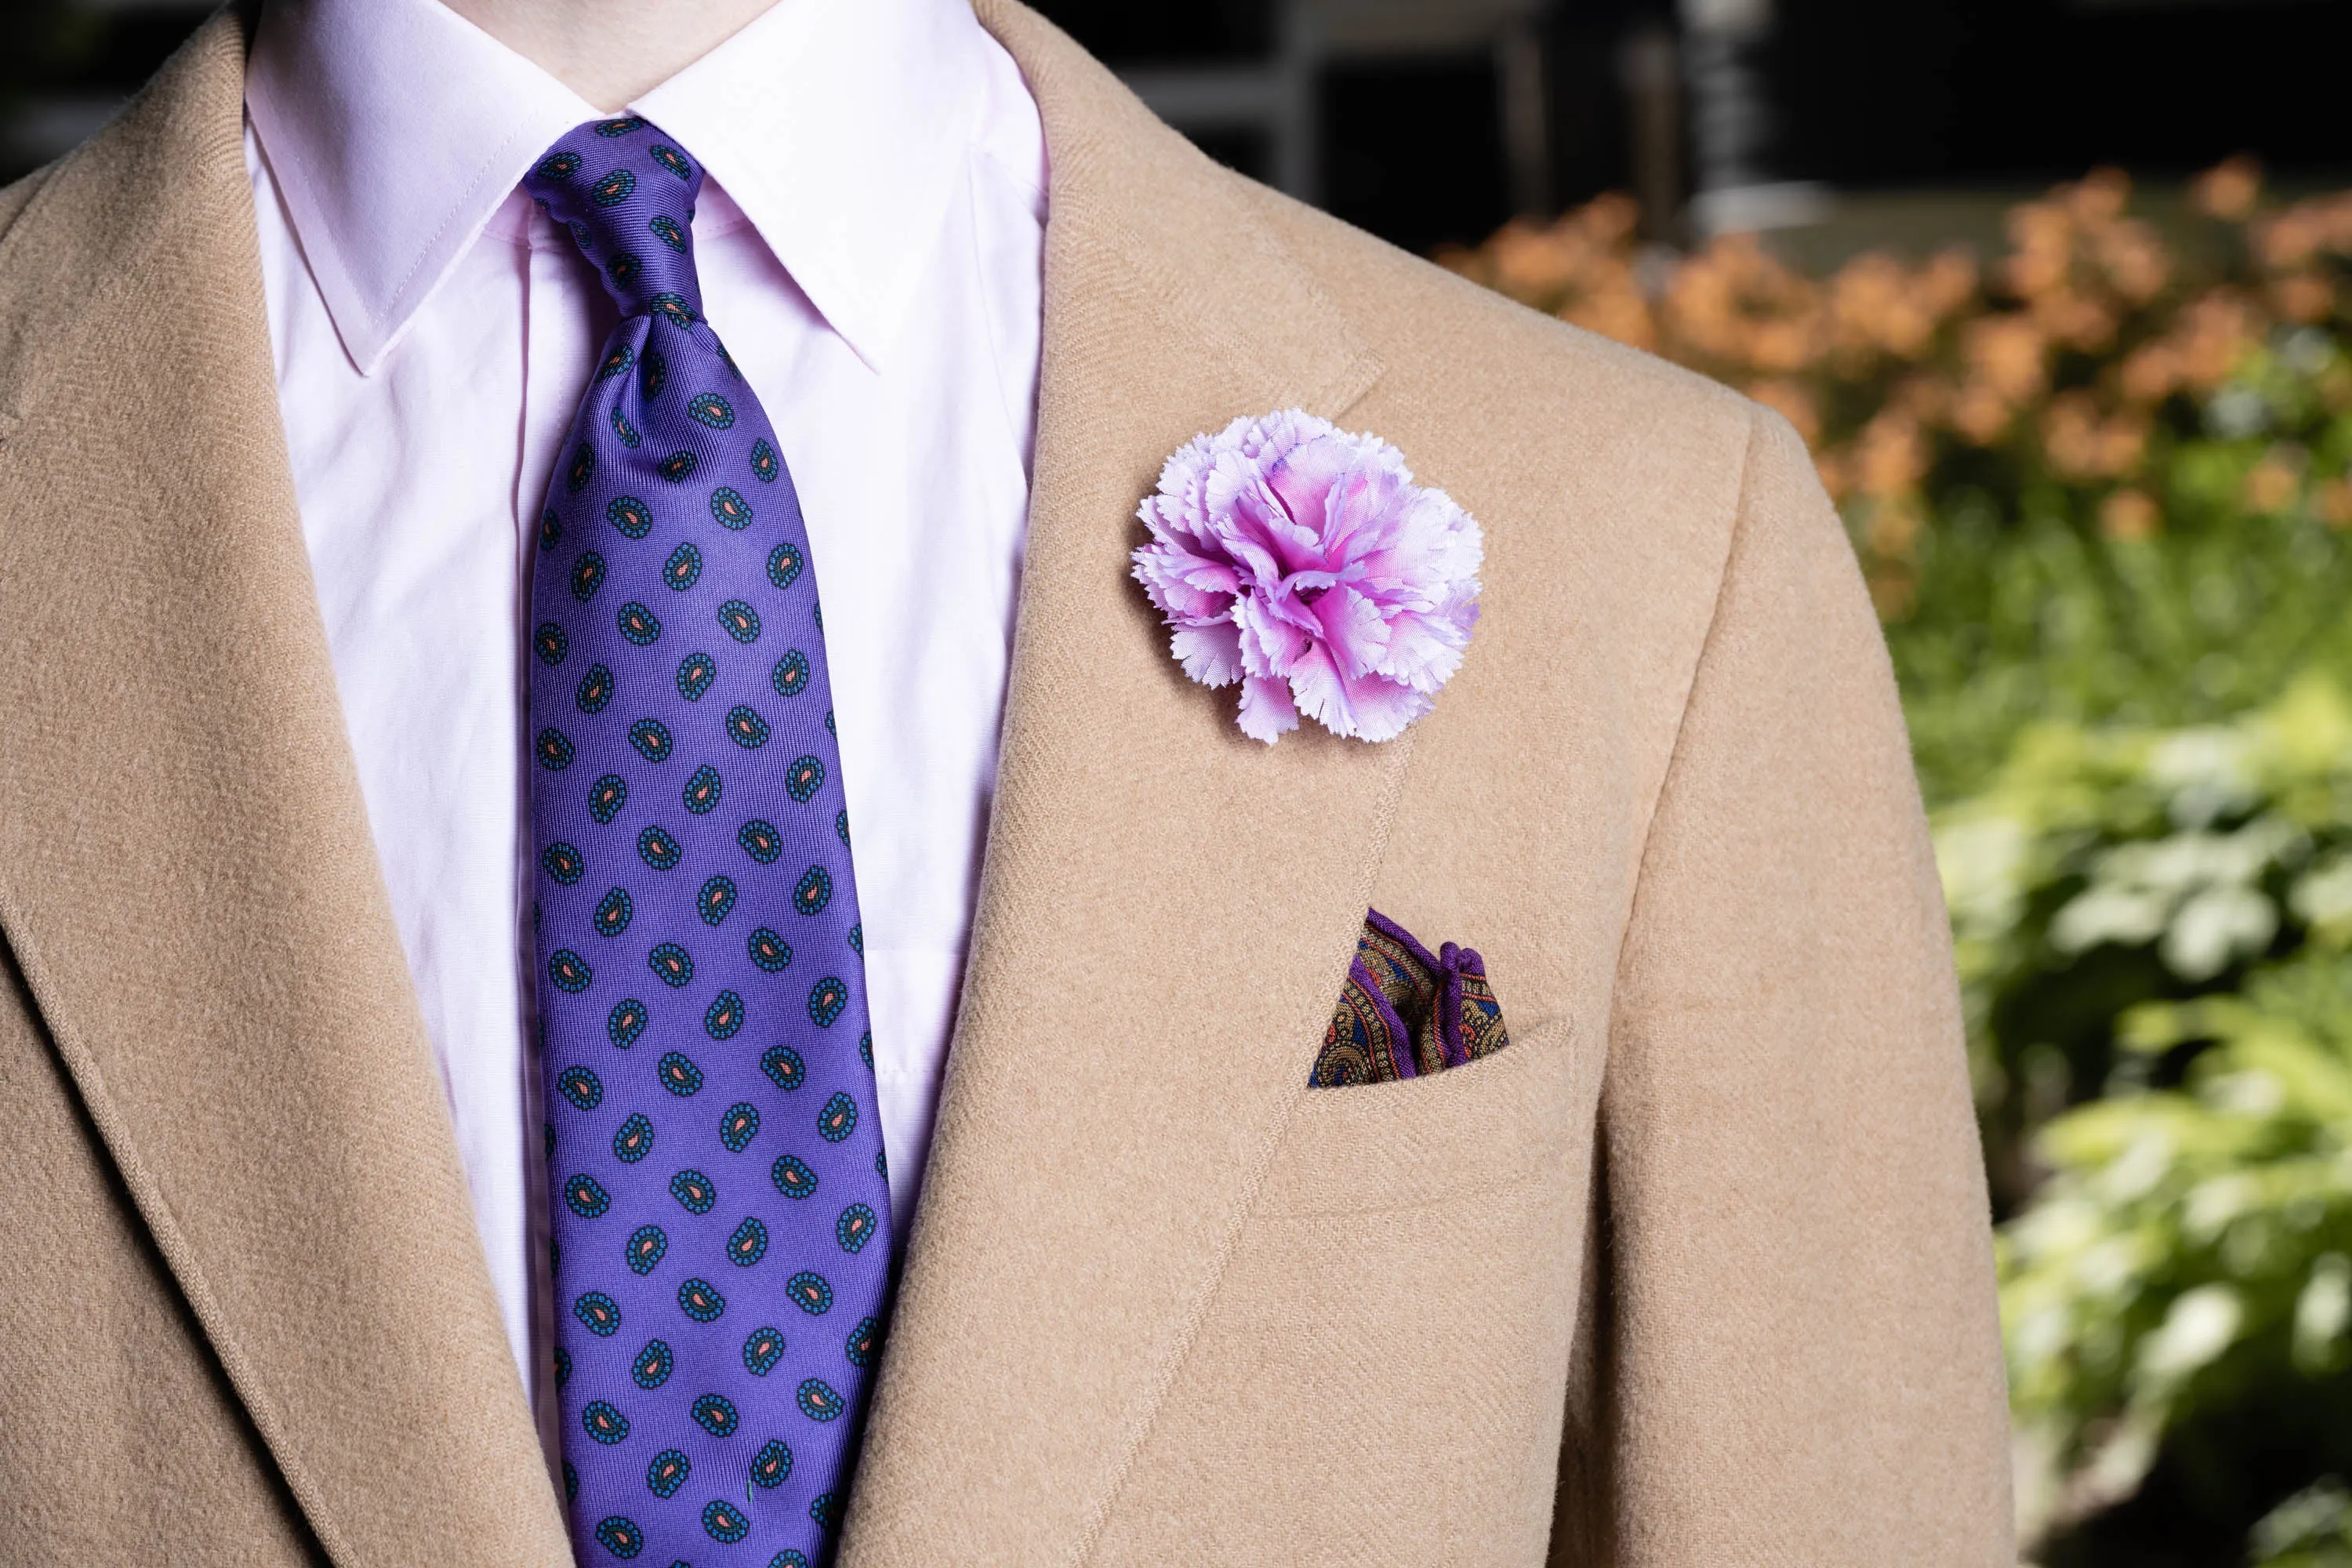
[524,117,891,1568]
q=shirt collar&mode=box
[249,0,992,375]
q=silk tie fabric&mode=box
[524,118,891,1568]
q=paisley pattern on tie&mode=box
[526,117,891,1568]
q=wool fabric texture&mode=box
[523,117,891,1568]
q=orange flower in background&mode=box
[2067,167,2132,225]
[2271,271,2335,324]
[2244,448,2305,513]
[2119,342,2182,405]
[1576,191,1641,248]
[1830,252,1940,362]
[2318,477,2352,528]
[2100,488,2161,541]
[2042,392,2149,481]
[1448,155,2350,599]
[2171,290,2261,390]
[2191,156,2262,221]
[1660,233,1824,372]
[2033,288,2119,353]
[2096,219,2172,307]
[2254,209,2324,272]
[1962,313,2049,417]
[1950,382,2015,446]
[1995,172,2165,350]
[1918,249,1980,318]
[2005,201,2072,299]
[1855,408,1929,499]
[1889,372,1953,424]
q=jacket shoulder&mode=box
[1233,179,1795,659]
[1245,181,1755,451]
[0,168,50,241]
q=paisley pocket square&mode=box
[1308,909,1511,1087]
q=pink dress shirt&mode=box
[243,0,1046,1425]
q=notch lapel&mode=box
[0,18,566,1566]
[840,5,1399,1564]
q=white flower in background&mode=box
[2291,853,2352,938]
[2136,1283,2244,1388]
[2051,816,2303,982]
[2149,726,2258,829]
[1934,815,2031,942]
[2292,1254,2352,1372]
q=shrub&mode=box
[1966,680,2352,1546]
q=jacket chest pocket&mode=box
[1087,1022,1595,1568]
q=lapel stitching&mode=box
[1065,727,1422,1568]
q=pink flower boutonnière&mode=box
[1131,410,1484,744]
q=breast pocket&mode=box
[1087,1021,1595,1568]
[1270,1015,1578,1214]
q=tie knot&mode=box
[526,117,706,321]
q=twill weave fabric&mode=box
[524,117,891,1568]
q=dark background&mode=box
[5,0,2347,258]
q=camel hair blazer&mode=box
[0,3,2013,1564]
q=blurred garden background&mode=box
[11,0,2352,1562]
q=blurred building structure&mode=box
[2,0,209,174]
[1116,0,1552,216]
[1677,0,1827,236]
[3,0,2350,256]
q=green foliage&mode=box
[1853,183,2352,1565]
[1939,675,2352,1200]
[2002,942,2352,1502]
[2255,1479,2352,1567]
[1947,675,2352,1548]
[1895,331,2352,812]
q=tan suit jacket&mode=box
[0,4,2013,1563]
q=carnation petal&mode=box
[1131,545,1234,622]
[1312,584,1392,681]
[1170,621,1243,688]
[1373,601,1476,691]
[1236,675,1300,744]
[1234,590,1314,678]
[1331,670,1430,743]
[1283,643,1353,735]
[1263,435,1356,543]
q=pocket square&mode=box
[1308,909,1511,1087]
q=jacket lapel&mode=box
[0,18,566,1567]
[840,5,1399,1564]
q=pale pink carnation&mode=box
[1131,409,1483,743]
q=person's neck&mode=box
[437,0,780,110]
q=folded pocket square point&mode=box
[1309,909,1511,1087]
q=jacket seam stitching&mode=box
[1067,726,1422,1568]
[1603,402,1767,1044]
